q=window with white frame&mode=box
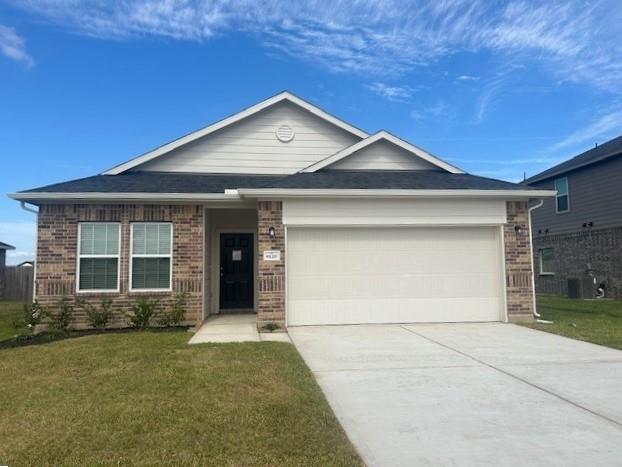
[78,223,120,291]
[539,247,554,275]
[554,177,569,213]
[131,223,172,290]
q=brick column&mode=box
[504,201,535,322]
[256,201,286,331]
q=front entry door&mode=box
[220,233,254,310]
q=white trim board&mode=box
[237,188,557,199]
[300,130,464,174]
[102,91,368,175]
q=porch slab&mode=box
[188,314,291,344]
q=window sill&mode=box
[128,289,173,295]
[539,273,555,277]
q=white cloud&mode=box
[549,108,622,152]
[365,82,414,102]
[8,0,622,90]
[0,25,34,67]
[458,75,479,81]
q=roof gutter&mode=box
[8,192,242,203]
[237,188,557,199]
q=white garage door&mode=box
[287,227,504,326]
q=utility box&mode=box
[567,277,595,299]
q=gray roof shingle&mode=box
[17,170,536,196]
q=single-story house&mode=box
[9,92,555,330]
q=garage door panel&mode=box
[288,298,502,325]
[289,273,501,299]
[287,227,503,325]
[289,250,498,275]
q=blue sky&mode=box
[1,0,621,264]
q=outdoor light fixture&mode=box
[514,225,523,236]
[268,226,276,239]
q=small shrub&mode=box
[128,298,158,329]
[49,297,74,333]
[158,293,187,327]
[81,298,113,331]
[14,300,47,334]
[262,321,279,332]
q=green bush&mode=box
[262,321,279,332]
[14,300,47,334]
[158,293,187,327]
[128,298,158,329]
[49,297,74,333]
[81,298,113,331]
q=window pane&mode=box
[557,195,569,212]
[554,178,568,195]
[145,224,159,255]
[158,224,171,255]
[79,258,118,290]
[80,223,94,255]
[540,248,554,273]
[106,224,119,254]
[132,258,170,289]
[132,224,146,255]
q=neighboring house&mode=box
[9,92,554,329]
[0,241,15,298]
[525,135,622,298]
[0,241,15,268]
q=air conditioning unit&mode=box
[567,277,595,299]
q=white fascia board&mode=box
[300,130,464,174]
[102,91,368,175]
[237,188,557,199]
[8,192,242,203]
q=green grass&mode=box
[0,300,27,341]
[0,324,361,465]
[521,295,622,350]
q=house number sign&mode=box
[263,250,281,261]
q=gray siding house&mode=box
[526,135,622,298]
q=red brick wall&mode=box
[504,201,535,321]
[36,204,204,328]
[256,201,285,330]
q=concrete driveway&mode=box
[289,323,622,467]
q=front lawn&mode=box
[0,300,26,341]
[0,329,361,466]
[521,295,622,350]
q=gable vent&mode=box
[276,124,295,143]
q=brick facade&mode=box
[504,201,535,322]
[36,204,204,328]
[533,226,622,298]
[33,200,537,330]
[256,201,286,331]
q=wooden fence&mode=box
[1,266,34,302]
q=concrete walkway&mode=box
[188,314,291,344]
[290,323,622,467]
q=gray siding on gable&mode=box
[530,155,622,235]
[138,101,361,174]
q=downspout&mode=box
[19,201,39,302]
[528,199,552,323]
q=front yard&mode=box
[0,303,361,466]
[522,295,622,350]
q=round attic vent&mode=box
[276,124,295,142]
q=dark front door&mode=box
[220,233,254,310]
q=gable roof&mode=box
[103,91,368,175]
[525,135,622,184]
[300,131,464,174]
[0,241,15,250]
